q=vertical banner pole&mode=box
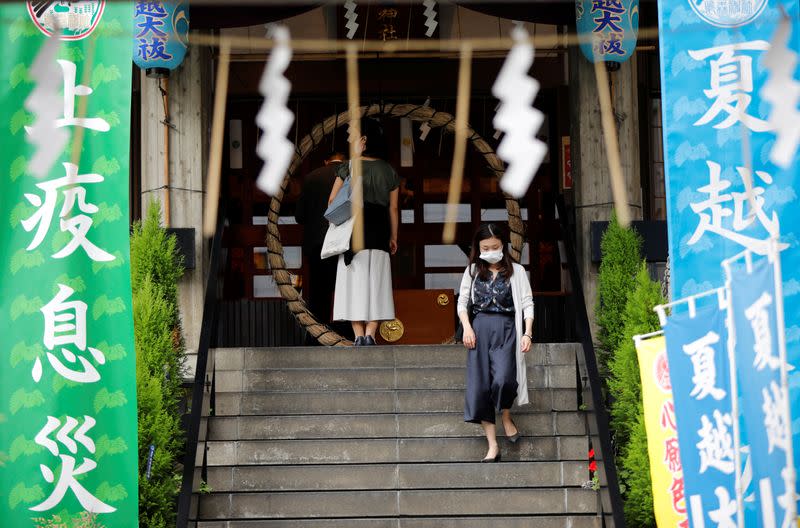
[771,237,797,519]
[203,39,231,237]
[443,43,472,244]
[593,58,630,228]
[345,43,364,253]
[722,266,745,527]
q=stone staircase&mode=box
[193,343,602,527]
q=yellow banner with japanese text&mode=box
[635,334,688,528]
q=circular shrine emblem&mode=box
[27,1,105,41]
[687,0,768,28]
[654,351,672,392]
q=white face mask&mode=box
[480,250,503,264]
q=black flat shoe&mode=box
[354,336,366,347]
[481,453,501,463]
[364,335,376,346]
[506,419,520,443]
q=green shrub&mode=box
[620,411,655,526]
[608,262,664,527]
[596,212,642,369]
[131,203,185,528]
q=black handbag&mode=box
[454,274,476,343]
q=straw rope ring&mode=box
[266,103,526,346]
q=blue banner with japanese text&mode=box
[727,253,795,526]
[663,300,738,527]
[575,0,639,63]
[657,0,800,491]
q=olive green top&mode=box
[336,159,400,207]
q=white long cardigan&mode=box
[456,263,534,406]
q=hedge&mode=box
[596,212,642,371]
[608,262,665,527]
[131,203,186,528]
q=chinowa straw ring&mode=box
[265,102,526,346]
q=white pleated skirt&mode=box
[333,249,395,322]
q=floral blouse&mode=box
[472,273,515,314]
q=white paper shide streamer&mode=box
[492,26,546,198]
[422,0,438,38]
[761,15,800,169]
[419,97,431,141]
[25,33,69,178]
[344,0,359,40]
[256,26,294,196]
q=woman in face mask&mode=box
[456,222,534,462]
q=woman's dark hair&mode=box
[360,117,388,160]
[468,222,515,280]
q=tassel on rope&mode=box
[25,30,67,178]
[255,26,295,196]
[443,43,473,244]
[203,40,231,237]
[593,58,630,228]
[346,43,364,252]
[492,25,547,199]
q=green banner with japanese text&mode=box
[0,2,137,527]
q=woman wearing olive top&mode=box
[457,222,534,462]
[328,118,399,346]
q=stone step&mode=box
[197,488,598,520]
[196,517,601,528]
[214,389,579,416]
[204,436,588,466]
[213,365,577,393]
[212,344,580,371]
[207,412,586,441]
[204,461,589,492]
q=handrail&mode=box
[555,195,626,528]
[176,205,225,528]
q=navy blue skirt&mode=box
[464,312,518,424]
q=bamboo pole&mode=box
[188,28,663,54]
[203,40,231,237]
[443,43,473,244]
[69,36,96,170]
[346,43,364,253]
[593,59,630,228]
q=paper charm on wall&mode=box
[255,26,295,196]
[344,0,359,39]
[761,14,800,169]
[492,26,547,198]
[25,32,69,178]
[422,0,438,38]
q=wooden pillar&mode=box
[140,46,211,356]
[569,46,642,336]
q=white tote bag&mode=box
[320,216,355,259]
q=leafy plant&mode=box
[33,511,106,528]
[607,262,665,527]
[131,202,186,528]
[596,212,642,369]
[199,480,213,494]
